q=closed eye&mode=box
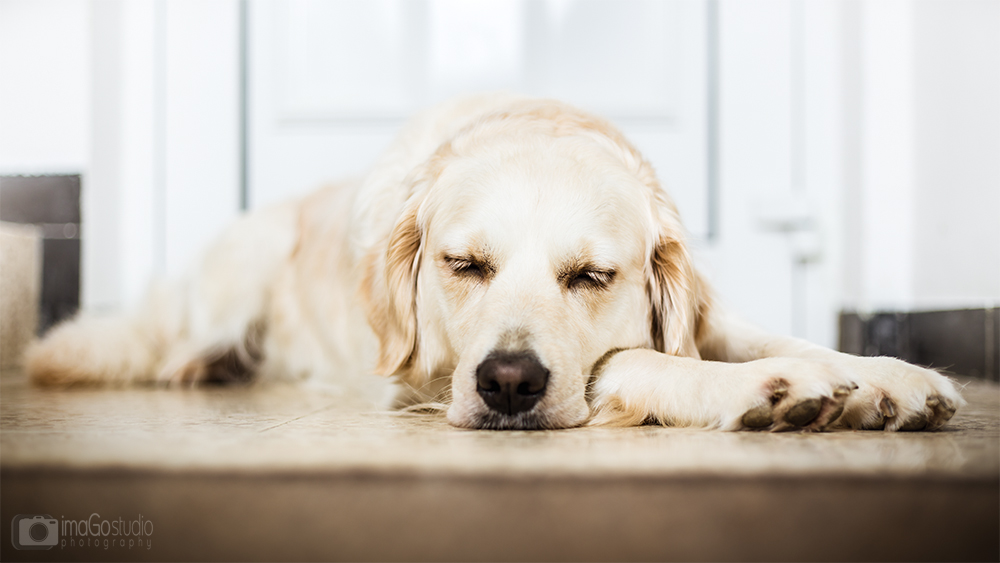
[444,255,492,280]
[565,269,616,291]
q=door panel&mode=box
[248,0,708,238]
[698,0,796,337]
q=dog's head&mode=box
[361,101,703,429]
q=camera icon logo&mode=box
[11,514,58,550]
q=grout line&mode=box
[257,404,338,433]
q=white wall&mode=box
[0,0,91,174]
[911,0,1000,309]
[842,0,1000,313]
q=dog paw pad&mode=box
[741,404,774,428]
[738,376,853,432]
[872,393,957,431]
[784,398,822,426]
[898,412,928,431]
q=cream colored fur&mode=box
[26,94,965,431]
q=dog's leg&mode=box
[694,312,965,431]
[589,349,855,431]
[27,202,297,387]
[25,280,185,386]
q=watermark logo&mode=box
[11,514,58,550]
[11,513,153,551]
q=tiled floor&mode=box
[2,370,998,561]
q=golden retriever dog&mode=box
[26,94,964,431]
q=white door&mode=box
[238,0,843,347]
[700,0,842,348]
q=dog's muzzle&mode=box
[475,350,549,416]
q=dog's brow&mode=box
[441,247,491,263]
[559,255,589,272]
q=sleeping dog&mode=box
[27,94,964,431]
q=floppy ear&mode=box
[361,201,423,384]
[646,212,703,360]
[359,146,455,388]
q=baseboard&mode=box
[0,174,81,333]
[839,308,999,381]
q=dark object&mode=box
[476,350,550,415]
[0,175,81,333]
[840,308,1000,381]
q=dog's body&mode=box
[27,94,963,431]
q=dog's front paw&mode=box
[835,357,965,431]
[735,358,856,432]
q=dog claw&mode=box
[923,395,958,430]
[742,405,774,428]
[769,385,788,404]
[833,385,852,398]
[942,397,956,414]
[878,397,897,419]
[784,398,822,426]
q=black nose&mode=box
[476,351,550,416]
